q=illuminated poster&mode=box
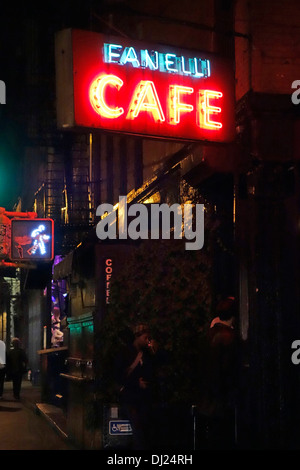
[55,29,235,143]
[10,219,54,261]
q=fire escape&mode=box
[34,134,99,256]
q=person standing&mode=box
[198,297,239,449]
[0,340,6,399]
[6,338,28,400]
[115,324,155,450]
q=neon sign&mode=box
[105,258,112,304]
[89,77,222,129]
[10,218,54,261]
[103,43,211,78]
[169,85,194,124]
[55,29,235,142]
[127,80,165,122]
[199,90,223,129]
[90,74,124,118]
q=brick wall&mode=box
[235,0,300,101]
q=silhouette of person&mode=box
[198,297,239,449]
[115,324,155,449]
[6,338,28,400]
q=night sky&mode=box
[0,1,98,210]
[0,108,23,209]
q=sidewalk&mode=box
[3,379,69,443]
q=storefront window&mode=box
[50,257,69,348]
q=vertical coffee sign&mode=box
[105,258,113,305]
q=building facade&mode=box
[0,0,300,450]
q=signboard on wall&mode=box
[10,219,54,261]
[55,29,235,143]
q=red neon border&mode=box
[10,218,54,262]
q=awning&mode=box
[53,251,74,280]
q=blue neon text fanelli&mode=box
[103,43,211,78]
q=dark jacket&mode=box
[115,344,153,405]
[199,322,238,416]
[6,347,27,376]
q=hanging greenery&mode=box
[12,292,27,318]
[95,177,233,405]
[96,237,212,405]
[0,278,11,313]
